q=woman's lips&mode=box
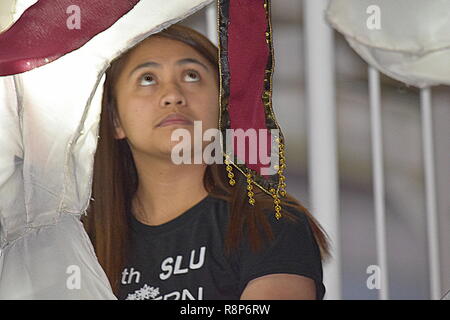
[157,113,193,127]
[158,119,193,127]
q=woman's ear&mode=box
[112,114,126,140]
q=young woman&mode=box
[83,24,330,300]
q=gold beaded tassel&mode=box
[270,137,288,220]
[270,188,282,220]
[278,139,287,197]
[223,153,256,207]
[224,153,236,186]
[246,172,256,206]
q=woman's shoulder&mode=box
[236,202,326,299]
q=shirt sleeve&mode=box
[236,206,326,300]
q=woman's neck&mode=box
[131,151,209,226]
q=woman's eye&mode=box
[139,73,155,86]
[185,70,200,82]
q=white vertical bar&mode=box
[420,88,441,300]
[304,0,341,300]
[368,66,389,300]
[206,3,218,46]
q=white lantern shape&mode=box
[326,0,450,88]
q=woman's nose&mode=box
[160,84,187,108]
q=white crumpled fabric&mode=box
[326,0,450,88]
[0,0,214,299]
[0,0,37,31]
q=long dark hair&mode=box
[82,24,331,295]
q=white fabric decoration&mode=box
[0,0,214,299]
[326,0,450,88]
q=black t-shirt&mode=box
[117,194,325,300]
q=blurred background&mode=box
[182,0,450,299]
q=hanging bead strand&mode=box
[224,153,236,186]
[278,139,287,197]
[270,187,282,220]
[246,172,256,206]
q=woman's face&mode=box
[114,36,219,161]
